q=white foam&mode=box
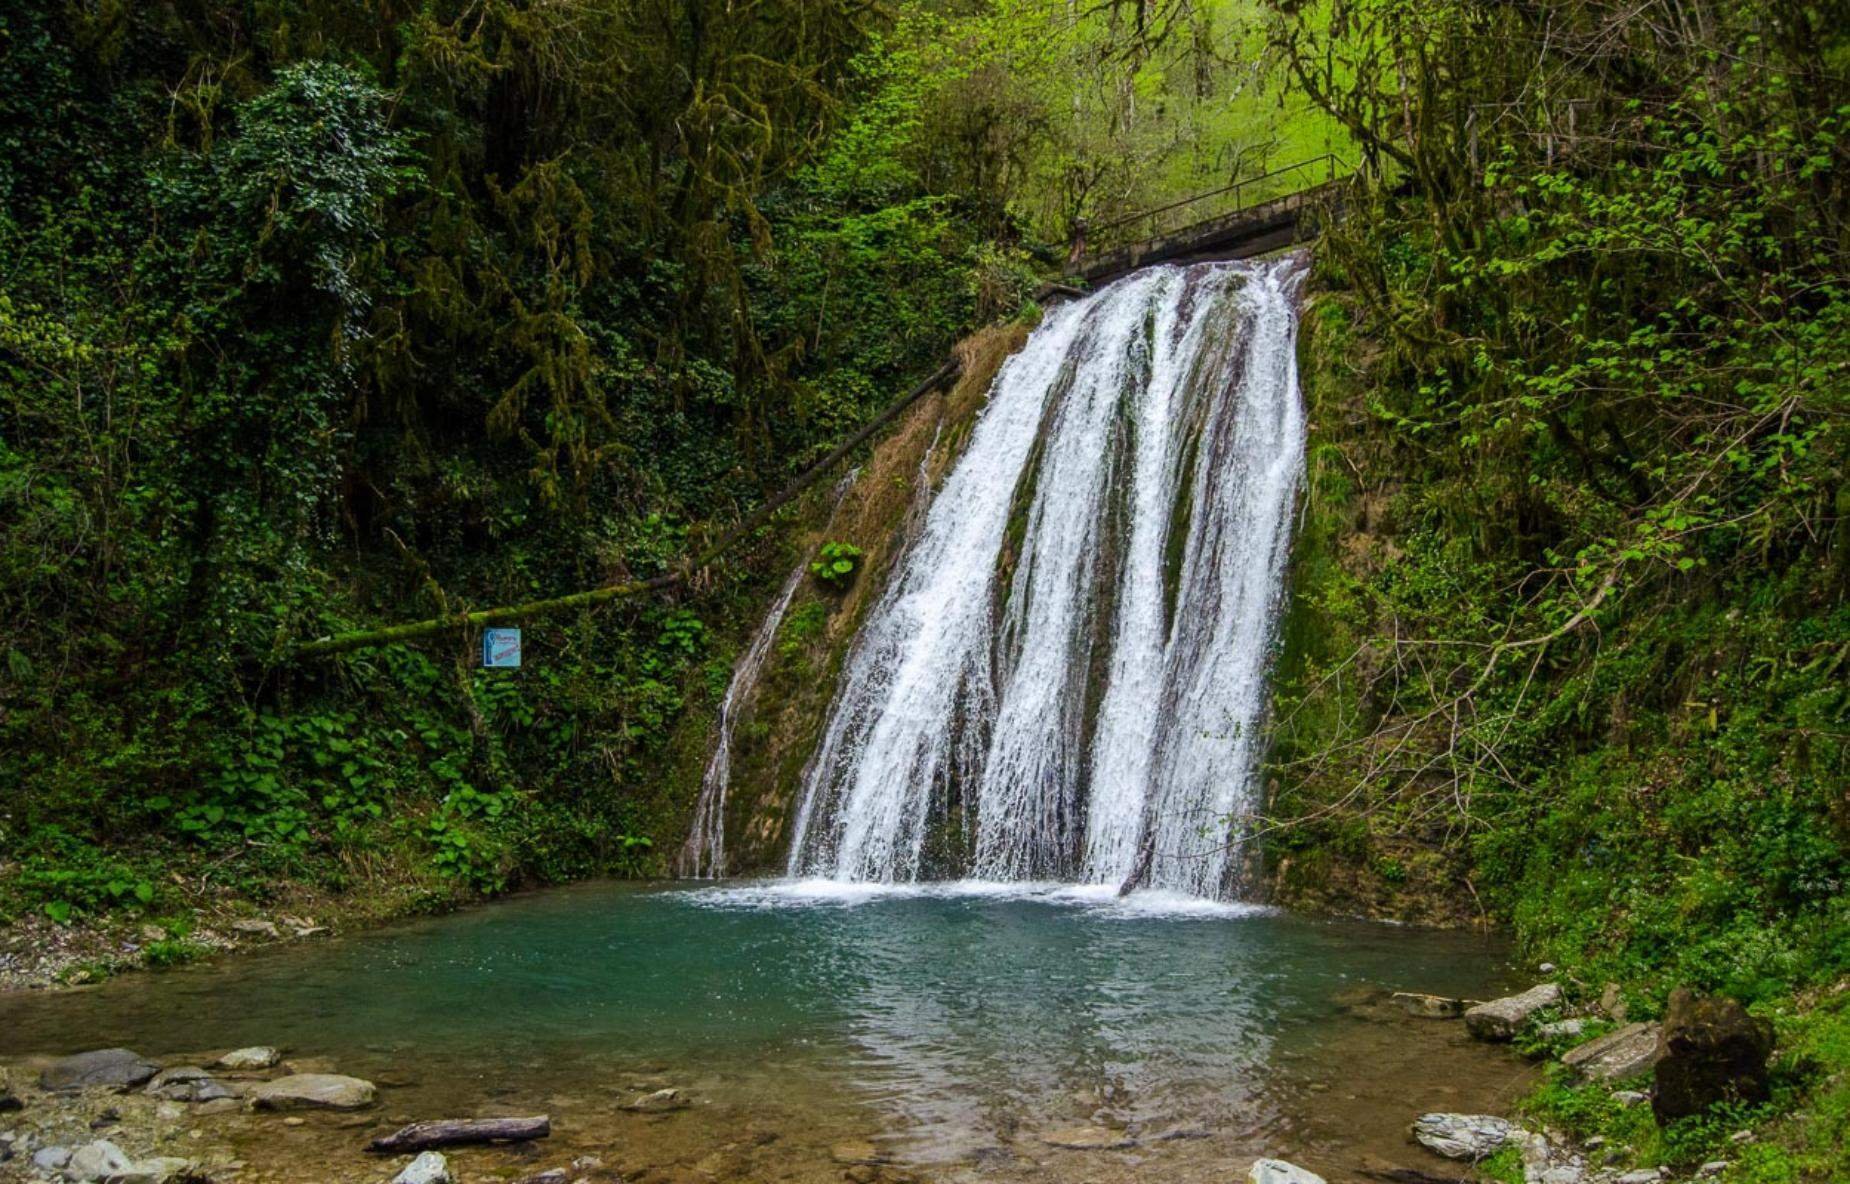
[684,878,1271,919]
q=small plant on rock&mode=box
[810,541,864,589]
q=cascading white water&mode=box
[787,256,1306,898]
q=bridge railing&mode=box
[1077,152,1353,257]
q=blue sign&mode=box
[482,628,522,668]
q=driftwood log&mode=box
[367,1115,551,1154]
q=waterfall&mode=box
[786,256,1306,898]
[678,473,859,879]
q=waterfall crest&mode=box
[786,257,1306,898]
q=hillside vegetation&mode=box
[1261,3,1846,1178]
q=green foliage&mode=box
[809,541,866,588]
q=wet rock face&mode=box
[1652,988,1774,1123]
[39,1049,161,1093]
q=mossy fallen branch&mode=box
[295,359,962,659]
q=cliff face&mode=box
[693,324,1033,873]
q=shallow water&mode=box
[0,881,1536,1183]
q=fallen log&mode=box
[366,1115,551,1154]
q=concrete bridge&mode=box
[1072,154,1351,285]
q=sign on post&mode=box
[482,627,521,669]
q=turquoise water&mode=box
[0,881,1529,1178]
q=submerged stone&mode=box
[145,1066,238,1103]
[1036,1125,1135,1150]
[1393,992,1470,1019]
[621,1087,688,1112]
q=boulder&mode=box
[247,1072,377,1111]
[216,1046,281,1071]
[1249,1158,1328,1184]
[1410,1114,1524,1161]
[63,1139,134,1181]
[392,1151,453,1184]
[1562,1023,1662,1082]
[1464,984,1561,1041]
[1393,993,1470,1019]
[231,919,280,939]
[1036,1126,1135,1150]
[145,1066,238,1103]
[1652,989,1774,1123]
[39,1049,161,1092]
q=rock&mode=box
[1410,1114,1524,1161]
[1652,989,1774,1123]
[39,1049,162,1092]
[1727,1129,1754,1144]
[393,1151,453,1184]
[1538,962,1557,973]
[1613,1171,1662,1184]
[281,1056,337,1075]
[1465,984,1562,1041]
[194,1097,242,1115]
[32,1146,73,1172]
[516,1173,569,1184]
[1612,1090,1649,1107]
[621,1087,688,1113]
[113,1156,195,1184]
[1696,1162,1729,1178]
[145,1066,239,1103]
[1537,1018,1590,1040]
[216,1046,282,1070]
[1600,983,1629,1022]
[1036,1125,1135,1150]
[247,1072,378,1110]
[1153,1123,1212,1141]
[1249,1158,1328,1184]
[1393,992,1470,1019]
[63,1139,134,1181]
[231,919,280,939]
[1563,1023,1662,1082]
[830,1141,887,1165]
[282,1117,306,1127]
[1517,1132,1588,1184]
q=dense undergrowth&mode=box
[1262,2,1846,1178]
